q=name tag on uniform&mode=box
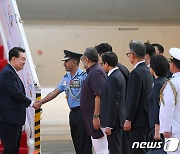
[70,79,80,88]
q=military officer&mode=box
[39,50,92,154]
[159,48,180,154]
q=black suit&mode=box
[117,63,130,85]
[126,62,153,154]
[117,62,130,154]
[148,77,167,154]
[100,69,126,154]
[0,64,31,154]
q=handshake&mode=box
[32,100,43,110]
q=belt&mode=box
[70,106,80,111]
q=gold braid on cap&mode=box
[160,80,177,105]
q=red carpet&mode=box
[0,132,28,154]
[0,45,7,71]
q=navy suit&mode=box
[117,63,130,84]
[100,69,126,154]
[147,77,167,154]
[126,62,153,154]
[0,64,31,154]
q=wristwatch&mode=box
[93,114,99,118]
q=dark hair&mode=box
[95,43,112,55]
[144,42,155,58]
[84,47,98,63]
[9,47,25,61]
[171,58,180,69]
[129,40,146,58]
[102,52,118,67]
[150,55,169,77]
[152,43,164,54]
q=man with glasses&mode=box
[159,48,180,154]
[80,47,108,154]
[124,40,153,154]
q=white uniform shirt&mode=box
[159,72,180,133]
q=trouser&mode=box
[129,126,149,154]
[91,128,109,154]
[0,121,22,154]
[146,127,166,154]
[107,127,123,154]
[122,130,130,154]
[69,108,92,154]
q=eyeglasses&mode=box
[126,52,134,57]
[80,56,87,61]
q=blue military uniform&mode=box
[57,68,86,109]
[56,50,92,154]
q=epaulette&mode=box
[160,80,177,105]
[64,73,68,77]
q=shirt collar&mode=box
[9,63,18,74]
[172,72,180,78]
[71,67,83,79]
[134,60,145,69]
[86,63,97,73]
[108,67,118,76]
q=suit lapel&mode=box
[8,64,26,95]
[16,76,26,95]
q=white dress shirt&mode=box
[108,67,118,76]
[134,60,145,69]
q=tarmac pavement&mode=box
[40,88,76,154]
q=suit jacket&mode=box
[0,64,31,125]
[117,63,130,85]
[126,62,153,128]
[148,77,167,128]
[100,69,126,128]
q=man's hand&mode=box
[124,120,131,131]
[32,101,41,110]
[154,124,161,140]
[163,132,172,138]
[105,127,111,136]
[93,117,100,130]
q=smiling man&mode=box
[0,47,41,154]
[39,50,92,154]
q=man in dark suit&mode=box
[96,43,130,154]
[0,47,41,154]
[95,43,130,83]
[124,40,153,154]
[100,52,126,154]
